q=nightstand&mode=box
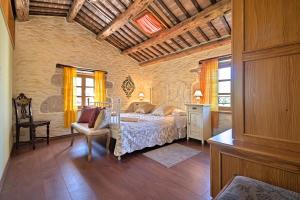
[185,104,211,144]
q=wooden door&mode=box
[232,0,300,152]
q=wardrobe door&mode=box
[232,0,300,151]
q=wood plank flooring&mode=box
[0,136,211,200]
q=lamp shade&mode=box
[194,90,203,97]
[139,92,145,98]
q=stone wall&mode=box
[143,44,232,134]
[13,15,232,139]
[144,45,231,109]
[13,16,148,139]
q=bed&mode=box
[94,99,187,160]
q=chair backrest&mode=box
[12,93,32,125]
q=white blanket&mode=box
[111,113,187,157]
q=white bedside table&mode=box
[185,104,212,144]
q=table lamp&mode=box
[194,90,203,104]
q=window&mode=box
[133,10,165,36]
[76,74,95,108]
[218,58,232,109]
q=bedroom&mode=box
[0,0,300,199]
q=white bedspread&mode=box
[111,113,187,157]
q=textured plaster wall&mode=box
[0,8,13,181]
[13,16,149,139]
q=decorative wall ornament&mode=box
[122,76,135,98]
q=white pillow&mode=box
[93,108,110,130]
[152,105,175,116]
[135,103,156,114]
[172,108,187,116]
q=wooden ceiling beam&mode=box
[105,0,122,14]
[164,41,177,52]
[122,0,231,55]
[140,36,231,66]
[96,0,155,40]
[111,34,128,49]
[15,0,29,21]
[128,53,141,62]
[66,0,85,22]
[196,27,209,41]
[175,0,200,45]
[31,0,71,5]
[171,38,184,49]
[132,52,145,61]
[220,16,231,35]
[207,21,221,38]
[30,2,70,10]
[156,0,192,47]
[151,46,164,56]
[157,44,170,54]
[136,51,149,61]
[96,1,116,19]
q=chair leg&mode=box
[46,124,50,145]
[16,127,20,150]
[70,126,75,146]
[32,127,36,150]
[106,132,111,154]
[29,126,32,141]
[87,136,92,162]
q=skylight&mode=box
[134,12,163,35]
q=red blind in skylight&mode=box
[135,13,162,34]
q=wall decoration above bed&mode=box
[122,76,135,98]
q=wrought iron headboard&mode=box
[88,98,121,128]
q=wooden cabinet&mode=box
[186,104,211,144]
[209,130,300,197]
[232,0,300,151]
[209,0,300,198]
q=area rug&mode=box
[143,143,201,168]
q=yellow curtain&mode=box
[200,58,219,111]
[64,67,77,128]
[199,58,219,128]
[94,71,106,103]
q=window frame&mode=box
[76,73,95,109]
[218,58,232,111]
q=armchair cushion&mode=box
[71,122,110,136]
[88,107,102,128]
[78,107,94,123]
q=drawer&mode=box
[188,105,203,112]
[188,131,202,140]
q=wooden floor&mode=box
[0,136,211,200]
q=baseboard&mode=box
[13,132,81,146]
[0,156,10,192]
[50,132,80,140]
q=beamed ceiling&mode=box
[14,0,232,66]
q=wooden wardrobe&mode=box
[209,0,300,197]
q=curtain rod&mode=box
[56,64,108,74]
[198,54,231,64]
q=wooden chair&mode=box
[13,93,50,149]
